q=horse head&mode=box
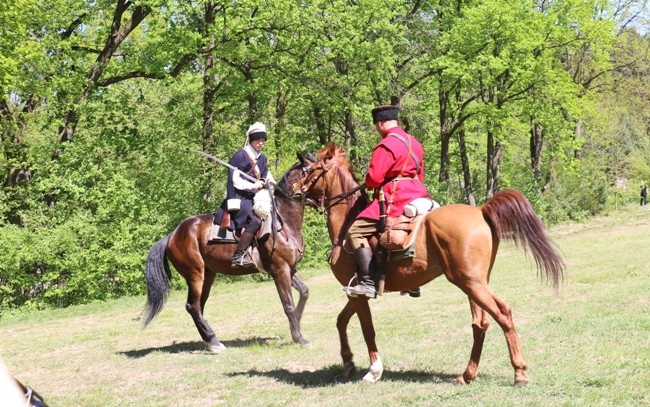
[276,151,316,197]
[291,143,360,210]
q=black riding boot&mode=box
[348,247,376,298]
[231,231,256,268]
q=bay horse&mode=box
[142,154,315,352]
[291,143,564,385]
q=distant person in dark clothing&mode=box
[641,184,648,206]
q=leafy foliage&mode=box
[1,0,649,315]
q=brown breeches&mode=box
[348,217,379,250]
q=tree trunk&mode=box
[344,109,358,164]
[438,85,451,183]
[274,87,290,170]
[529,118,544,183]
[244,66,258,124]
[574,119,583,159]
[202,2,219,150]
[1,98,36,225]
[485,129,502,200]
[457,129,476,206]
[312,104,328,145]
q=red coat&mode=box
[357,126,430,220]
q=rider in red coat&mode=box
[357,125,428,220]
[347,104,430,298]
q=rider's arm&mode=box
[232,169,257,191]
[229,150,261,193]
[365,145,395,189]
[265,170,276,185]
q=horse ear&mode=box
[319,142,338,160]
[297,150,315,166]
[304,152,316,163]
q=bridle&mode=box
[294,157,365,212]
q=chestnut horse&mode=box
[292,143,564,385]
[142,154,315,352]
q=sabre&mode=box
[196,150,258,183]
[377,188,387,296]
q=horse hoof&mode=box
[342,361,355,380]
[453,376,467,386]
[515,378,529,387]
[299,340,312,348]
[361,356,383,383]
[205,341,227,353]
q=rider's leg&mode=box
[347,218,378,298]
[232,214,261,268]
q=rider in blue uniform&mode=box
[221,122,275,268]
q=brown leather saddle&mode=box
[340,213,427,263]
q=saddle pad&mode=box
[208,214,282,244]
[208,225,237,243]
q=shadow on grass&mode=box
[226,365,458,388]
[119,336,282,358]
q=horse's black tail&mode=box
[481,189,565,292]
[142,235,172,328]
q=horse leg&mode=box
[290,270,309,325]
[455,298,490,385]
[336,300,357,379]
[184,271,226,353]
[198,268,227,353]
[272,267,310,346]
[465,285,528,385]
[351,298,383,383]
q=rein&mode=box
[15,378,48,407]
[296,156,370,253]
[298,158,366,212]
[322,184,366,210]
[269,163,315,253]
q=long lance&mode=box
[196,150,258,183]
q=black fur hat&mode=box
[371,105,399,123]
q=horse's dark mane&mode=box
[276,162,303,200]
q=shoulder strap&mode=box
[387,133,420,174]
[242,148,261,179]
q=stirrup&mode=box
[400,288,421,298]
[343,276,377,299]
[231,254,255,268]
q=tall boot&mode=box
[231,231,256,268]
[348,247,376,298]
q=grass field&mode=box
[1,205,649,406]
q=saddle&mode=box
[340,214,424,263]
[340,198,439,263]
[208,208,282,244]
[379,213,426,252]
